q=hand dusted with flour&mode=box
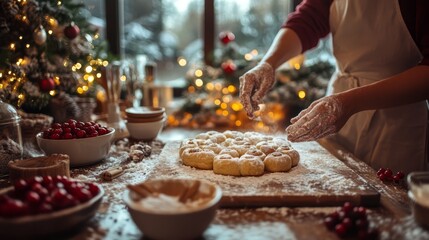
[286,95,344,142]
[239,62,275,118]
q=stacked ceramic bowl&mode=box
[125,107,166,140]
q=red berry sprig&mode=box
[42,119,111,140]
[376,168,405,183]
[0,176,100,218]
[324,202,379,239]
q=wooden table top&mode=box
[1,128,428,240]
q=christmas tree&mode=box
[0,0,109,120]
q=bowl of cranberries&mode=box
[0,176,104,238]
[36,119,115,167]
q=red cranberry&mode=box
[26,191,41,206]
[335,223,348,237]
[396,171,405,179]
[88,131,99,138]
[87,183,100,196]
[62,132,74,139]
[74,188,92,203]
[52,123,62,129]
[379,173,388,181]
[384,168,393,177]
[97,127,108,135]
[393,175,402,183]
[376,168,385,176]
[342,217,354,231]
[42,175,53,186]
[13,179,29,193]
[76,129,86,138]
[342,202,354,214]
[1,199,29,217]
[50,133,61,139]
[52,188,67,201]
[67,119,77,125]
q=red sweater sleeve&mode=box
[282,0,332,52]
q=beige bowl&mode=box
[125,117,165,140]
[123,178,222,240]
[36,129,115,167]
[125,106,165,119]
[0,182,104,238]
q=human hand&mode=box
[286,95,347,142]
[239,62,275,119]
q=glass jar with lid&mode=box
[0,100,23,175]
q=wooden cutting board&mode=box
[150,140,380,208]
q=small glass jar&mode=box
[0,100,23,175]
[407,172,429,229]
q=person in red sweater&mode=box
[239,0,429,173]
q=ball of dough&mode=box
[197,139,213,148]
[213,154,240,176]
[181,147,215,170]
[195,133,210,140]
[179,143,199,157]
[244,148,266,161]
[219,148,240,158]
[256,142,277,155]
[223,130,244,139]
[221,138,234,147]
[239,155,264,176]
[264,152,292,172]
[209,133,227,144]
[203,143,222,154]
[278,148,300,167]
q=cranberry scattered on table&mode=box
[0,176,100,218]
[42,119,111,140]
[324,202,379,239]
[376,168,405,183]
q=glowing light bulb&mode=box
[195,78,203,87]
[195,69,203,77]
[177,57,187,67]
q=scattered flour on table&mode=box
[152,141,373,196]
[205,222,296,240]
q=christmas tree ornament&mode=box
[64,23,80,40]
[46,16,58,30]
[221,61,237,75]
[219,31,235,45]
[33,26,47,45]
[39,77,55,92]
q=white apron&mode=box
[327,0,428,173]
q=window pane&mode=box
[123,0,203,81]
[81,0,106,39]
[216,0,292,52]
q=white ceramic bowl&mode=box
[36,129,115,167]
[125,117,165,140]
[0,182,104,238]
[123,178,222,240]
